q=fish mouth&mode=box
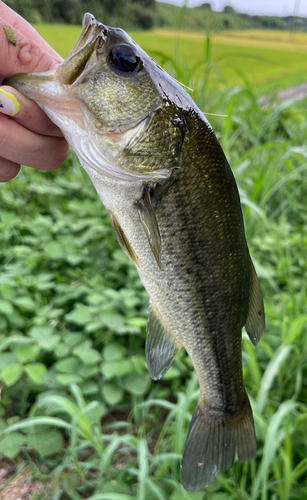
[4,14,107,124]
[5,14,169,183]
[56,13,107,85]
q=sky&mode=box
[157,0,307,17]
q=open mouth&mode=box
[5,14,106,90]
[3,14,108,129]
[56,13,107,86]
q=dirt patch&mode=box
[258,82,307,107]
[0,461,47,500]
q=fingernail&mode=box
[0,88,19,116]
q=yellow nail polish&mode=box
[0,88,19,116]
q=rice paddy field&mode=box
[1,22,307,500]
[33,25,307,94]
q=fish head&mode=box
[6,13,187,182]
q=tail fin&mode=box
[181,393,256,491]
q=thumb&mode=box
[0,17,61,81]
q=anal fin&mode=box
[245,257,265,346]
[146,301,181,380]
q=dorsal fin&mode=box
[146,301,181,380]
[245,257,265,346]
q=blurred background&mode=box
[1,1,307,499]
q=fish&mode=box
[6,13,265,491]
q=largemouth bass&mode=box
[6,14,265,491]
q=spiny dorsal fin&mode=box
[135,187,161,269]
[245,257,265,346]
[146,301,181,380]
[109,211,138,266]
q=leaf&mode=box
[171,488,210,500]
[123,372,150,396]
[27,428,64,458]
[256,345,293,414]
[0,299,14,316]
[55,357,80,373]
[0,432,27,459]
[163,366,181,381]
[63,471,82,496]
[0,352,17,371]
[14,296,36,311]
[285,315,307,344]
[102,383,123,406]
[80,381,99,395]
[45,241,64,259]
[1,363,23,386]
[79,364,99,378]
[38,335,61,351]
[66,304,92,325]
[63,332,84,346]
[16,345,40,363]
[65,253,85,265]
[103,344,125,362]
[56,373,83,385]
[29,326,54,339]
[126,317,147,328]
[53,342,70,358]
[73,343,101,364]
[87,293,104,305]
[101,360,131,380]
[0,283,15,300]
[88,401,108,424]
[25,363,47,384]
[0,316,7,332]
[101,312,125,330]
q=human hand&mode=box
[0,1,69,182]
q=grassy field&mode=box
[1,22,307,500]
[33,24,307,94]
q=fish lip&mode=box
[68,13,107,57]
[4,13,107,89]
[53,14,107,86]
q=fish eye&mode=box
[108,44,142,76]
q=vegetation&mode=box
[32,24,307,94]
[1,25,307,500]
[156,2,307,33]
[3,0,156,30]
[4,0,307,32]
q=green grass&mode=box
[1,89,307,499]
[33,24,307,94]
[1,23,307,500]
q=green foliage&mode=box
[4,0,307,32]
[1,24,307,500]
[31,23,307,96]
[4,0,156,30]
[156,2,307,32]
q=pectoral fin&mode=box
[135,187,161,269]
[109,211,138,266]
[146,301,181,380]
[245,257,265,346]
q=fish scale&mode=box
[6,12,265,491]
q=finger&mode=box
[0,113,69,170]
[0,16,61,81]
[0,86,63,137]
[0,1,61,61]
[0,156,20,182]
